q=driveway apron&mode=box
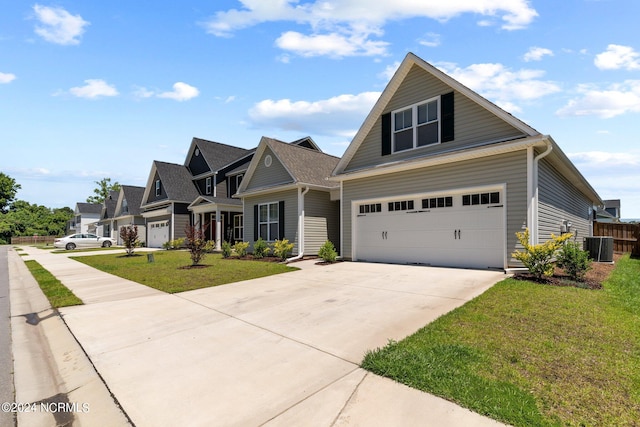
[24,248,506,426]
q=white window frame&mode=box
[258,202,279,241]
[205,176,212,195]
[233,214,243,240]
[155,180,161,197]
[236,174,243,188]
[392,95,440,153]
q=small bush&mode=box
[512,228,572,279]
[253,237,270,259]
[557,240,592,281]
[184,225,213,266]
[163,238,185,250]
[119,225,139,256]
[318,240,338,263]
[233,241,249,257]
[221,241,232,258]
[272,238,294,261]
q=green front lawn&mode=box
[72,250,298,293]
[24,260,83,308]
[362,255,640,427]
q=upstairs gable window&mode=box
[393,96,439,152]
[155,180,161,197]
[205,177,212,195]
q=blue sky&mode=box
[1,0,639,218]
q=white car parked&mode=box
[54,233,116,250]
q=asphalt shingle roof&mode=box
[120,185,145,215]
[263,137,340,188]
[191,137,252,173]
[153,161,200,203]
[76,202,103,215]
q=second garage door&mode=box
[147,220,169,248]
[354,189,505,269]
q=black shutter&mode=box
[441,92,454,142]
[278,201,285,240]
[381,112,392,156]
[253,204,259,241]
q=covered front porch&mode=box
[188,196,244,250]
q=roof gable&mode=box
[333,52,539,175]
[141,161,199,207]
[115,185,145,217]
[185,137,250,176]
[238,137,339,195]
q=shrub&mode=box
[318,240,338,263]
[512,228,572,279]
[163,238,185,250]
[253,237,270,259]
[233,241,249,257]
[221,241,232,258]
[557,240,592,281]
[119,225,139,256]
[184,225,213,266]
[272,238,294,261]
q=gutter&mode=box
[531,140,553,244]
[286,186,310,263]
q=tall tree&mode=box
[86,177,121,204]
[0,172,21,214]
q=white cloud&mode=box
[203,0,537,57]
[569,151,640,168]
[594,44,640,70]
[435,62,561,113]
[248,91,380,137]
[133,86,155,99]
[556,80,640,118]
[0,72,16,84]
[32,4,89,45]
[69,79,118,99]
[523,46,553,62]
[378,61,401,82]
[275,31,388,58]
[418,32,441,48]
[157,82,200,101]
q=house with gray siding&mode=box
[112,185,146,245]
[72,202,103,234]
[236,136,340,258]
[331,52,602,270]
[184,137,254,250]
[96,190,120,238]
[140,160,200,248]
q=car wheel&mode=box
[66,243,76,250]
[103,241,112,248]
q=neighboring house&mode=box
[331,52,602,270]
[72,202,103,234]
[112,185,146,245]
[598,199,621,222]
[236,136,340,258]
[184,137,253,250]
[140,160,200,248]
[97,190,120,238]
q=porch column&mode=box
[215,208,222,251]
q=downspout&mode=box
[286,186,310,263]
[532,140,553,244]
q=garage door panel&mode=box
[354,190,504,269]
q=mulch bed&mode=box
[513,253,621,289]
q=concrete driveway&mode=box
[55,259,505,426]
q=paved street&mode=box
[0,246,15,427]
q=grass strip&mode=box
[362,255,640,426]
[72,250,298,293]
[24,260,83,308]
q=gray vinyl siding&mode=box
[345,64,526,172]
[245,147,294,191]
[303,190,340,255]
[173,214,191,241]
[538,159,592,243]
[342,151,528,267]
[244,189,299,255]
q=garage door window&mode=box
[359,203,382,214]
[388,200,415,212]
[422,196,453,209]
[462,192,500,206]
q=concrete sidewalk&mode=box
[12,246,508,426]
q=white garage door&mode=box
[354,189,505,269]
[147,220,169,248]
